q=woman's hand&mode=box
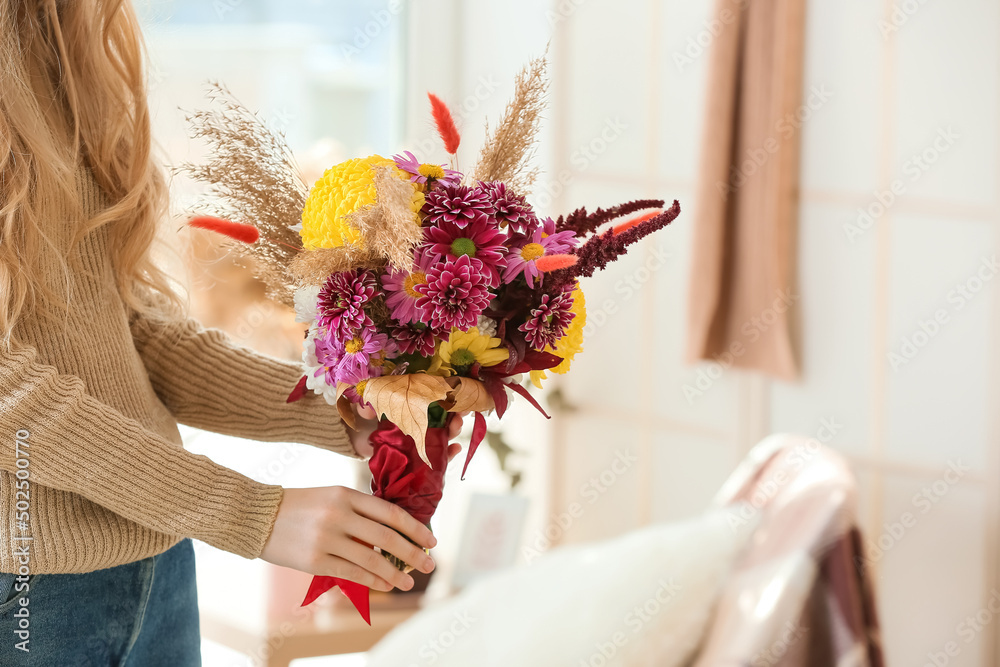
[347,404,465,462]
[260,486,437,591]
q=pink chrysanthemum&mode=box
[317,270,379,338]
[393,151,462,187]
[502,222,579,289]
[336,327,394,382]
[312,332,344,388]
[519,289,576,350]
[392,322,441,357]
[382,255,432,324]
[422,217,508,287]
[480,181,538,234]
[414,254,492,331]
[422,184,493,229]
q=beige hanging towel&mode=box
[685,0,806,381]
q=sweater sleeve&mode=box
[129,313,360,459]
[0,345,284,559]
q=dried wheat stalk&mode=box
[289,247,386,287]
[472,54,549,194]
[178,83,306,307]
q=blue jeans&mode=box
[0,538,201,666]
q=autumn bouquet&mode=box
[183,56,680,623]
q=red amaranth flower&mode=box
[422,184,493,229]
[317,270,379,338]
[519,289,576,350]
[414,254,492,331]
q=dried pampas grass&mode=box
[472,54,549,194]
[180,83,306,307]
[347,167,425,273]
[289,246,385,287]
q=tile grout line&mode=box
[865,0,896,598]
[635,0,664,528]
[985,6,1000,665]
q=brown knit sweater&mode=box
[0,167,358,574]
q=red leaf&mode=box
[286,375,308,403]
[507,381,551,419]
[188,216,260,244]
[483,376,509,418]
[301,576,370,625]
[461,412,489,480]
[428,93,461,154]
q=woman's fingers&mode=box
[356,404,377,421]
[344,514,435,575]
[448,414,464,438]
[335,538,418,591]
[317,554,395,592]
[447,442,462,463]
[350,493,437,550]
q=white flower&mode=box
[476,315,498,338]
[293,285,321,324]
[302,326,338,405]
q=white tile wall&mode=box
[770,202,876,456]
[885,214,995,472]
[798,0,884,195]
[891,0,999,209]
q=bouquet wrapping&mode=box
[184,56,680,623]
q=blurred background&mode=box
[136,0,998,665]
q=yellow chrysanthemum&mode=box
[429,328,510,377]
[299,155,423,249]
[531,286,587,389]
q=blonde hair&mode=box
[0,0,182,349]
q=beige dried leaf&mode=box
[362,375,452,466]
[335,382,357,430]
[442,377,494,413]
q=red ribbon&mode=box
[300,418,453,623]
